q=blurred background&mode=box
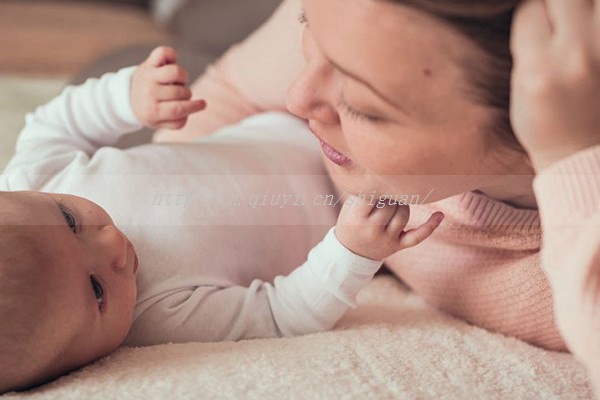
[0,0,280,169]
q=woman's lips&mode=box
[308,124,353,167]
[318,139,353,167]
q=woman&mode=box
[156,0,600,392]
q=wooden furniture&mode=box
[0,0,169,76]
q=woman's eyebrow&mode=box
[325,55,409,113]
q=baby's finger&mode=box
[398,212,444,249]
[387,204,410,235]
[369,201,399,226]
[147,46,177,68]
[342,195,376,219]
[157,99,207,121]
[154,64,189,85]
[155,118,188,130]
[156,85,192,102]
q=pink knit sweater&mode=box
[388,190,561,350]
[153,0,600,353]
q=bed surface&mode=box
[2,275,593,399]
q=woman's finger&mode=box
[545,0,592,37]
[512,0,552,61]
[157,99,207,121]
[156,85,192,102]
[398,212,444,249]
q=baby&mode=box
[0,47,443,393]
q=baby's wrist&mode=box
[333,226,384,261]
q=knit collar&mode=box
[435,190,541,233]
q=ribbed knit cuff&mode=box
[534,145,600,225]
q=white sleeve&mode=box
[1,66,142,191]
[126,227,382,346]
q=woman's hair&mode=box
[392,0,522,152]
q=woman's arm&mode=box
[512,0,600,394]
[153,0,305,143]
[533,145,600,379]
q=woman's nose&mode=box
[97,225,128,273]
[286,62,340,125]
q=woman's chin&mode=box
[327,172,464,205]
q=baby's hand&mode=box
[335,196,444,261]
[131,46,206,130]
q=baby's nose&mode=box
[98,225,128,272]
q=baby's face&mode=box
[0,191,137,383]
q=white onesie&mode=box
[0,67,382,346]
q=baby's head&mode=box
[0,191,137,393]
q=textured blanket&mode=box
[2,275,593,399]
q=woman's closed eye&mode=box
[337,97,384,124]
[91,276,105,311]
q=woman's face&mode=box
[287,0,526,202]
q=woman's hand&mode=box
[510,0,600,172]
[131,46,206,130]
[334,196,444,261]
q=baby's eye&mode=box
[61,209,77,233]
[90,276,105,309]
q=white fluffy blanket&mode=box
[0,76,594,399]
[2,275,593,399]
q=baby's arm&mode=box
[2,47,203,189]
[127,198,444,346]
[154,0,304,142]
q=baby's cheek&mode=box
[128,281,137,315]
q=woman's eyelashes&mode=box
[337,97,383,123]
[91,276,106,311]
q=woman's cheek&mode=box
[348,127,414,175]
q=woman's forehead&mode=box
[302,0,475,108]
